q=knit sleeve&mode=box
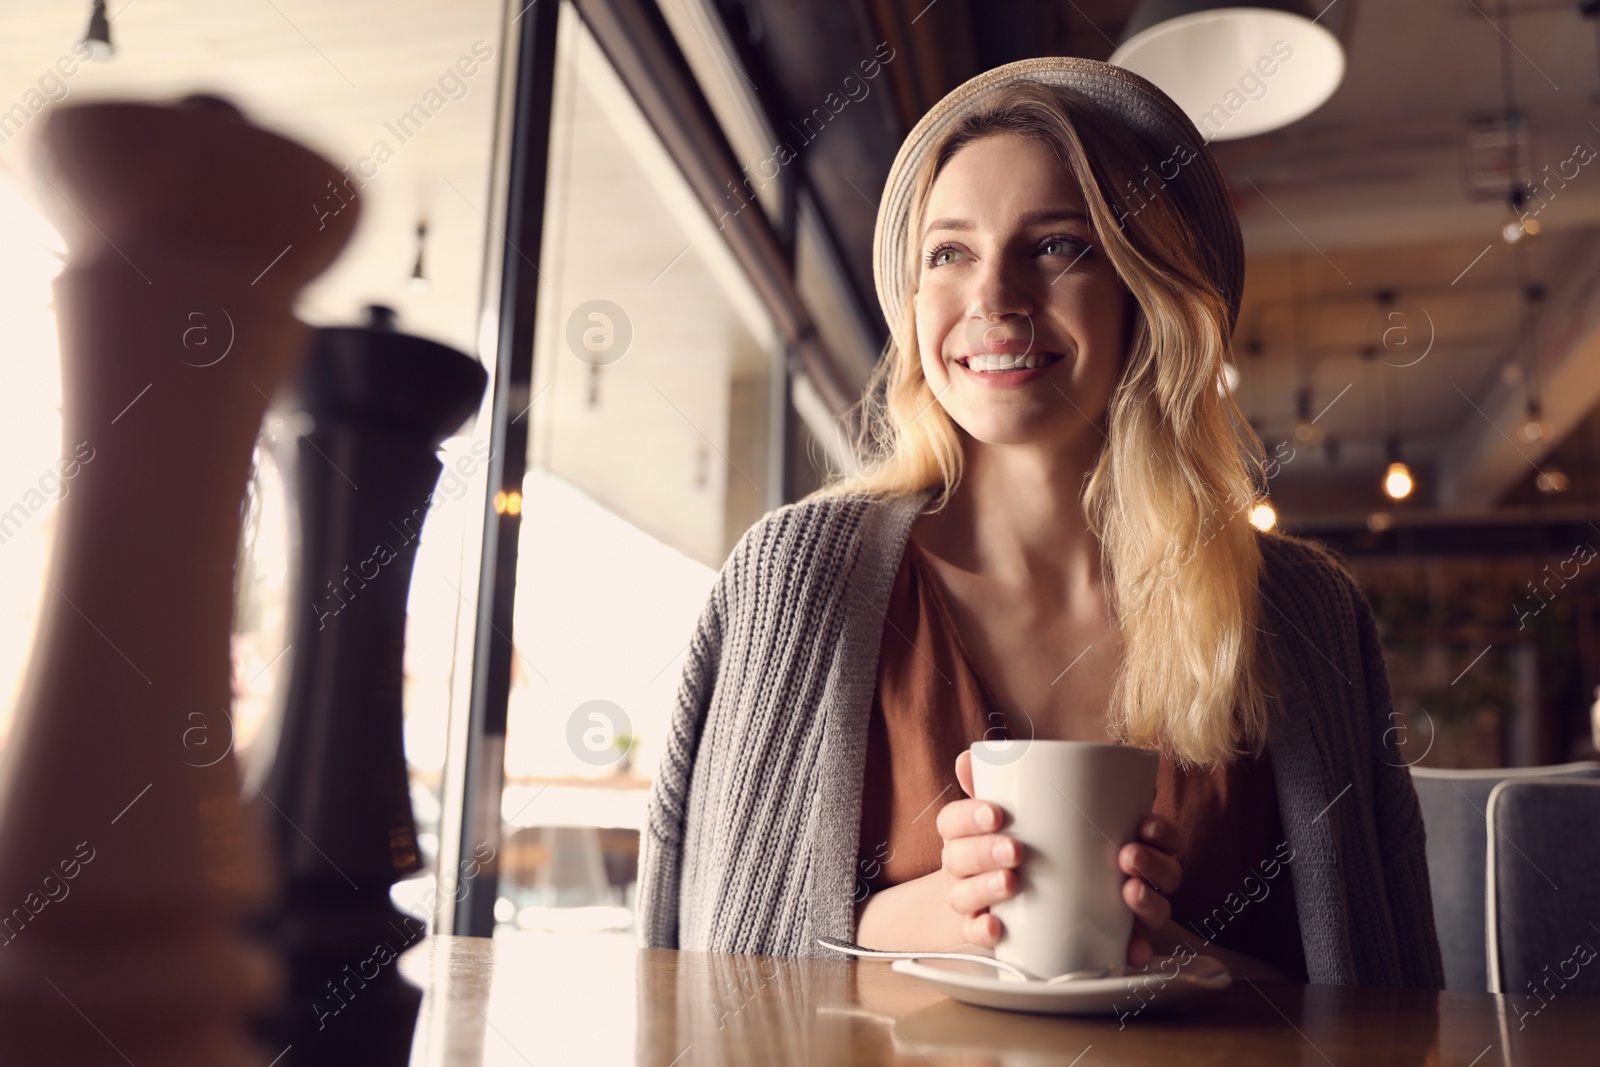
[635,556,731,950]
[1350,581,1447,989]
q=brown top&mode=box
[857,536,1307,980]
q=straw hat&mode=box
[871,57,1244,348]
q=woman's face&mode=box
[914,133,1131,450]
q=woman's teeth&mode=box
[961,352,1059,372]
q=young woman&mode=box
[638,58,1444,988]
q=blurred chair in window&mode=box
[502,825,555,893]
[1410,763,1600,991]
[537,826,611,908]
[1485,778,1600,997]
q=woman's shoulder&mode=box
[723,491,870,570]
[752,488,881,536]
[1256,529,1364,606]
[1254,529,1376,663]
[718,488,929,592]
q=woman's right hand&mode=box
[936,749,1023,947]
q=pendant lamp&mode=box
[1109,1,1345,142]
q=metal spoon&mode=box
[817,937,1117,984]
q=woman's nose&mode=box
[966,256,1033,325]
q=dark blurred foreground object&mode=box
[0,96,357,1064]
[258,305,487,1065]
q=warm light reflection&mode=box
[1384,461,1415,500]
[1536,468,1570,494]
[1248,502,1277,531]
[1292,420,1324,446]
[1220,362,1240,394]
[1504,217,1540,243]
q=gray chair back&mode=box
[1410,762,1600,991]
[1486,778,1600,997]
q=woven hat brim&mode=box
[871,57,1243,350]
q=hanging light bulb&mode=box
[1519,397,1553,443]
[1383,436,1414,501]
[1384,462,1414,500]
[1503,188,1541,244]
[81,0,113,60]
[1292,386,1324,446]
[1516,281,1550,442]
[1286,258,1324,445]
[1248,501,1277,531]
[410,219,428,293]
[1490,7,1537,248]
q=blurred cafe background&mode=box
[2,0,1600,960]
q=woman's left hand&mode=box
[1119,814,1183,968]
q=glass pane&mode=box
[0,1,504,933]
[0,181,69,749]
[494,2,782,935]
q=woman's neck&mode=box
[916,436,1105,606]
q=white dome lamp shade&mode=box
[1109,1,1345,142]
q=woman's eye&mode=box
[1041,235,1088,257]
[924,245,960,268]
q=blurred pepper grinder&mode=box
[258,304,487,1064]
[0,96,357,1065]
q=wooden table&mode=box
[396,934,1598,1065]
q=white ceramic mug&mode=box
[969,739,1160,980]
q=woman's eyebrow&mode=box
[1023,209,1090,227]
[920,216,972,241]
[921,209,1090,242]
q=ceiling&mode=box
[715,0,1600,525]
[10,0,1600,530]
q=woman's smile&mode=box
[954,349,1066,385]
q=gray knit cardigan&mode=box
[637,487,1445,988]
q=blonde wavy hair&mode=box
[808,82,1273,767]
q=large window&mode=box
[486,3,785,934]
[0,0,506,932]
[0,0,858,944]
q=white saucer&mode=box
[890,953,1231,1016]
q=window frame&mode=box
[439,0,860,935]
